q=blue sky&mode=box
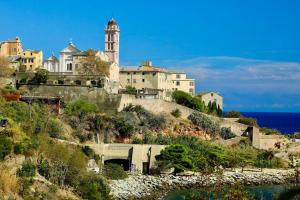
[1,0,300,112]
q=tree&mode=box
[155,144,194,174]
[172,90,207,112]
[225,110,243,118]
[0,56,14,77]
[77,49,110,76]
[124,86,137,95]
[31,69,49,84]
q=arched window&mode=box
[67,63,73,71]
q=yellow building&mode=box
[120,61,195,100]
[20,50,43,71]
[0,37,23,57]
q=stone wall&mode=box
[20,85,121,114]
[252,127,288,150]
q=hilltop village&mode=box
[0,19,300,200]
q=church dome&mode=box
[107,18,117,26]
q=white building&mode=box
[43,54,59,72]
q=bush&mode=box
[0,136,12,160]
[123,86,137,95]
[225,110,243,118]
[188,112,220,137]
[172,91,207,112]
[171,108,181,118]
[155,144,194,174]
[260,127,281,135]
[14,138,39,156]
[238,117,258,127]
[30,69,49,84]
[48,119,62,138]
[103,163,128,180]
[78,174,111,200]
[17,160,36,178]
[122,104,166,131]
[65,100,98,117]
[114,115,135,138]
[220,127,236,140]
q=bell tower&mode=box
[104,18,120,65]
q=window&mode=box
[67,63,73,71]
[190,82,194,86]
[127,72,130,75]
[176,81,180,86]
[211,93,214,97]
[30,65,33,69]
[176,74,181,79]
[142,79,145,82]
[30,53,32,56]
[133,79,136,83]
[111,43,114,50]
[108,34,111,41]
[153,72,156,76]
[133,72,136,74]
[127,79,130,83]
[189,88,194,93]
[111,34,114,42]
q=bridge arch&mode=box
[104,159,130,171]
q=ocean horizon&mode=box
[238,112,300,134]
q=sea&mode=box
[241,112,300,134]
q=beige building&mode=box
[171,71,195,96]
[198,92,223,110]
[120,61,195,100]
[0,37,23,57]
[20,50,43,71]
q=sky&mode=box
[1,0,300,112]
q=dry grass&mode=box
[0,165,20,196]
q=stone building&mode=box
[198,92,223,110]
[120,61,195,100]
[0,37,23,57]
[20,50,43,71]
[104,18,120,65]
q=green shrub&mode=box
[171,108,181,118]
[188,112,220,137]
[17,160,36,178]
[238,117,258,127]
[260,127,281,135]
[155,144,194,174]
[0,136,12,160]
[114,115,135,137]
[37,157,50,179]
[220,127,236,140]
[29,69,49,84]
[225,110,243,118]
[48,119,62,138]
[78,174,111,200]
[65,100,97,117]
[123,86,137,95]
[132,137,143,144]
[14,138,39,156]
[103,163,128,180]
[172,90,207,112]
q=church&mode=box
[43,18,120,83]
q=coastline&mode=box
[110,168,298,199]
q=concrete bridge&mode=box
[86,143,166,174]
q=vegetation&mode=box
[225,110,243,118]
[0,136,12,160]
[103,163,128,180]
[77,49,110,76]
[207,101,222,116]
[30,69,49,84]
[171,108,181,118]
[155,144,194,174]
[172,90,207,112]
[17,160,36,178]
[123,85,137,95]
[238,117,259,127]
[220,127,236,140]
[65,99,98,117]
[260,127,281,135]
[188,112,220,137]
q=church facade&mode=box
[43,19,120,83]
